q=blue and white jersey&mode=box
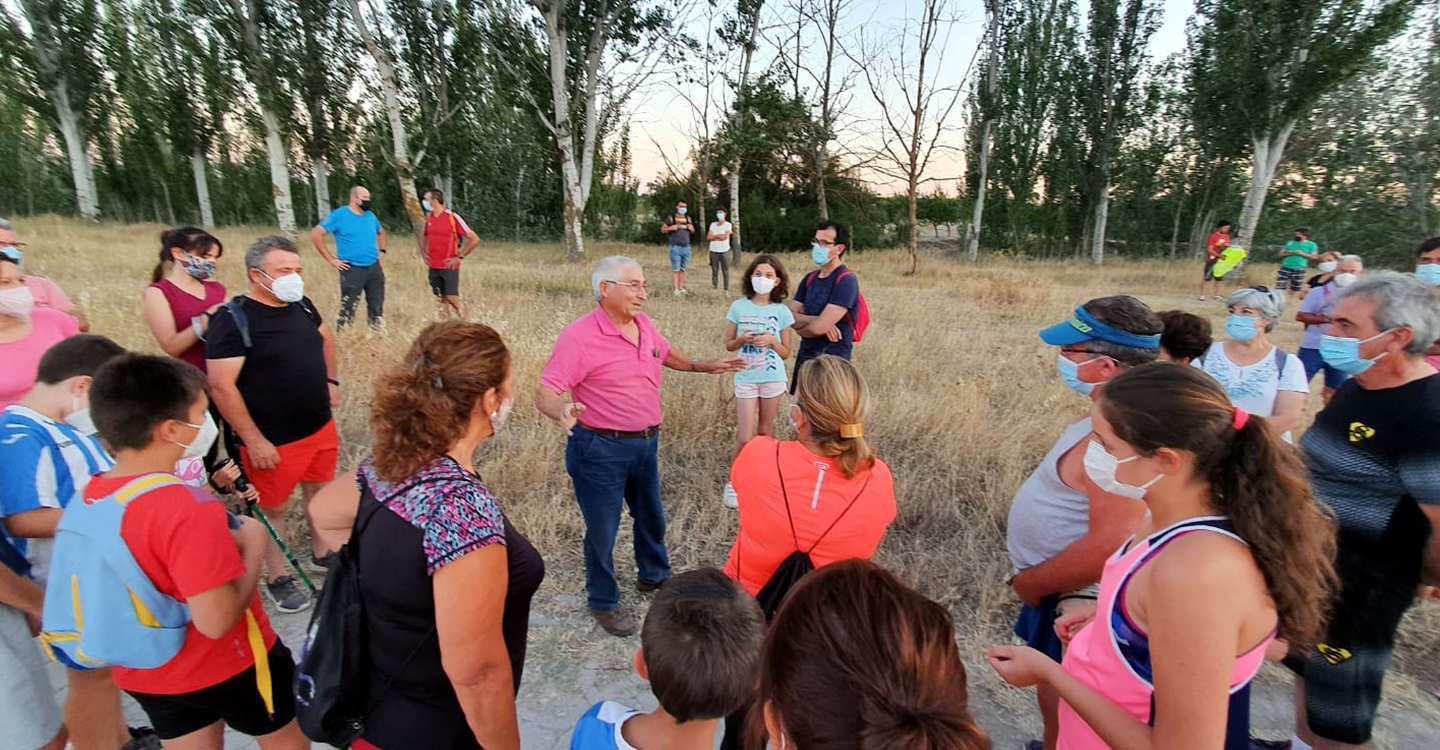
[0,405,113,584]
[569,701,642,750]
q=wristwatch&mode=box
[327,378,340,386]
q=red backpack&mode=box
[802,268,870,343]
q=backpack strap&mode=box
[111,473,185,505]
[224,298,252,349]
[1273,347,1288,374]
[775,443,802,551]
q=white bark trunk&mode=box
[536,0,599,260]
[311,157,331,219]
[259,106,297,233]
[52,81,99,221]
[191,150,215,227]
[968,119,993,262]
[1236,120,1296,250]
[1090,183,1110,266]
[349,0,424,251]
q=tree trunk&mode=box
[1090,181,1110,266]
[967,119,993,262]
[349,0,424,253]
[190,149,215,227]
[816,145,829,220]
[258,106,297,233]
[312,156,331,219]
[907,178,919,275]
[562,190,586,260]
[1235,120,1296,250]
[534,0,602,261]
[51,81,99,221]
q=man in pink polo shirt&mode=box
[537,255,743,636]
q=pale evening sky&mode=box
[624,0,1197,196]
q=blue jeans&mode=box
[565,428,671,611]
[669,244,692,272]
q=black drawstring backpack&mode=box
[751,443,872,620]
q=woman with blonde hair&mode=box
[722,354,896,603]
[319,321,544,750]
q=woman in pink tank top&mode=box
[989,364,1338,750]
[142,227,227,372]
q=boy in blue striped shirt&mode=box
[0,334,151,750]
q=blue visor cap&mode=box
[1039,306,1161,350]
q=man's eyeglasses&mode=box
[605,279,647,292]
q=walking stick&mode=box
[217,457,318,595]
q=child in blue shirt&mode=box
[569,568,764,750]
[722,255,796,508]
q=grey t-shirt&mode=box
[1006,417,1094,571]
[667,215,693,246]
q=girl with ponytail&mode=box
[989,363,1336,750]
[752,559,990,750]
[142,227,227,372]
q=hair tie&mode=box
[1233,406,1249,431]
[414,353,444,390]
[839,423,864,439]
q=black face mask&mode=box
[359,200,373,212]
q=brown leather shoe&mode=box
[636,578,667,593]
[590,607,638,637]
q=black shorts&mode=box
[427,268,460,297]
[1286,497,1431,744]
[127,642,297,740]
[1203,259,1218,281]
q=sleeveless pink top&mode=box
[151,278,227,371]
[1057,517,1274,750]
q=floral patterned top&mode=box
[357,455,506,574]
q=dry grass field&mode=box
[16,215,1438,747]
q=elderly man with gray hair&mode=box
[536,256,743,636]
[1195,285,1309,440]
[206,235,341,613]
[1296,254,1364,403]
[1286,271,1440,750]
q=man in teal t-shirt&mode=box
[1277,227,1319,304]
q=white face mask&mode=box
[65,407,95,436]
[489,398,514,435]
[0,285,35,320]
[717,212,726,221]
[1317,261,1338,273]
[179,412,219,458]
[261,270,305,303]
[751,276,777,295]
[1333,272,1358,288]
[1082,440,1160,501]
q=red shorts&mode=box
[240,420,339,509]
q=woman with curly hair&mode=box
[326,321,544,750]
[988,363,1337,750]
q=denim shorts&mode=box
[669,244,692,272]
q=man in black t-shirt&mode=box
[206,235,340,614]
[1292,272,1440,749]
[788,220,861,393]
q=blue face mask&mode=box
[422,200,433,213]
[1057,353,1101,396]
[811,243,831,265]
[1226,314,1260,342]
[0,245,20,264]
[1319,329,1395,375]
[1417,264,1440,287]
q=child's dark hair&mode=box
[641,568,764,723]
[90,355,209,452]
[1097,363,1337,649]
[1417,236,1440,257]
[35,335,125,384]
[749,560,990,750]
[1216,219,1233,230]
[152,227,223,284]
[740,254,790,303]
[1158,310,1212,364]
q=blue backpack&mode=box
[41,474,192,669]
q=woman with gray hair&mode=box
[1194,286,1309,440]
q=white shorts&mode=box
[735,381,787,400]
[0,604,62,750]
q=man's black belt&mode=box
[578,424,661,440]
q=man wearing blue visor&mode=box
[1005,295,1162,750]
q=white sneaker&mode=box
[673,288,683,297]
[722,482,739,509]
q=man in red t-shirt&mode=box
[422,189,480,317]
[1200,219,1233,301]
[83,354,306,748]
